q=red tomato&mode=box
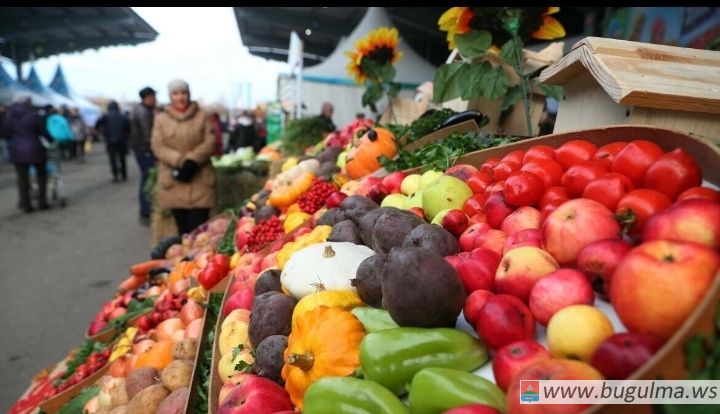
[467,171,493,194]
[539,186,569,209]
[616,189,672,239]
[480,157,501,173]
[593,141,628,169]
[677,186,720,203]
[582,172,635,211]
[491,160,521,181]
[520,158,564,189]
[554,140,598,170]
[611,140,664,187]
[643,148,702,200]
[501,150,525,165]
[541,198,569,222]
[561,160,608,198]
[463,193,489,216]
[523,145,555,163]
[504,171,545,207]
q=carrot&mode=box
[118,274,146,292]
[130,259,167,276]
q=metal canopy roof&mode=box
[233,7,598,68]
[0,7,158,80]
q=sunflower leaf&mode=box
[362,83,383,112]
[461,61,491,100]
[433,62,471,104]
[455,30,492,58]
[386,82,401,98]
[539,84,564,101]
[500,39,519,68]
[480,65,510,100]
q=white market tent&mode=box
[22,65,77,109]
[49,64,102,126]
[291,7,437,127]
[0,63,52,107]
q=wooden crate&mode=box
[539,37,720,145]
[442,124,720,414]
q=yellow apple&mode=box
[547,305,614,362]
[400,174,421,195]
[221,309,251,332]
[218,349,255,383]
[219,320,250,356]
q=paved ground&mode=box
[0,146,152,410]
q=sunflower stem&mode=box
[512,33,533,136]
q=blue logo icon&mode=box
[521,380,540,402]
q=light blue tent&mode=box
[22,65,77,109]
[49,64,101,126]
[0,64,51,107]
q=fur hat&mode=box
[168,79,190,94]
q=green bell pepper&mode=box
[408,367,505,414]
[360,327,488,395]
[303,376,409,414]
[351,307,398,333]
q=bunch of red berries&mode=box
[298,178,338,214]
[246,216,285,252]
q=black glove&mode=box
[173,159,199,182]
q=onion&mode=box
[180,300,204,326]
[156,318,184,341]
[185,318,204,339]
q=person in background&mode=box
[46,105,74,161]
[151,79,216,236]
[95,101,130,183]
[318,101,336,132]
[68,108,88,163]
[1,93,51,212]
[130,87,158,226]
[253,108,267,153]
[227,111,257,153]
[209,112,223,156]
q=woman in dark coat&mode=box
[2,92,51,212]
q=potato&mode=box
[161,359,194,391]
[172,338,198,360]
[109,406,127,414]
[156,387,190,414]
[125,367,159,399]
[126,384,169,414]
[109,378,129,407]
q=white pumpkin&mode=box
[272,159,320,190]
[281,242,375,299]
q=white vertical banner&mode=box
[288,31,303,120]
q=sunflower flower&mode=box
[345,27,404,84]
[438,7,474,50]
[532,7,566,40]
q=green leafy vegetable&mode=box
[280,117,332,156]
[217,213,238,256]
[57,386,100,414]
[107,297,156,332]
[384,108,458,147]
[59,341,107,382]
[195,293,224,413]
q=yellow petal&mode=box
[545,7,560,15]
[532,16,566,40]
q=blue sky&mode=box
[1,7,290,107]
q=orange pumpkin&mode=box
[268,172,315,209]
[134,340,174,371]
[345,128,397,179]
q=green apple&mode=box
[336,150,347,168]
[419,170,444,189]
[381,193,408,209]
[400,174,422,195]
[403,191,424,210]
[422,175,473,221]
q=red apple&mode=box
[506,359,603,414]
[381,171,407,194]
[446,248,501,294]
[356,176,383,197]
[611,240,720,339]
[325,191,348,208]
[444,404,502,414]
[441,209,470,236]
[463,289,494,326]
[475,294,535,350]
[541,198,621,266]
[643,199,720,249]
[218,375,293,414]
[467,171,494,194]
[528,269,594,326]
[459,223,491,252]
[503,229,542,255]
[408,207,425,221]
[495,247,559,303]
[501,206,541,236]
[590,332,665,380]
[540,198,568,222]
[366,183,388,204]
[463,193,489,216]
[492,340,551,392]
[484,192,515,229]
[471,229,507,257]
[222,288,254,317]
[576,239,632,298]
[446,164,480,182]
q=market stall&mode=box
[10,16,720,414]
